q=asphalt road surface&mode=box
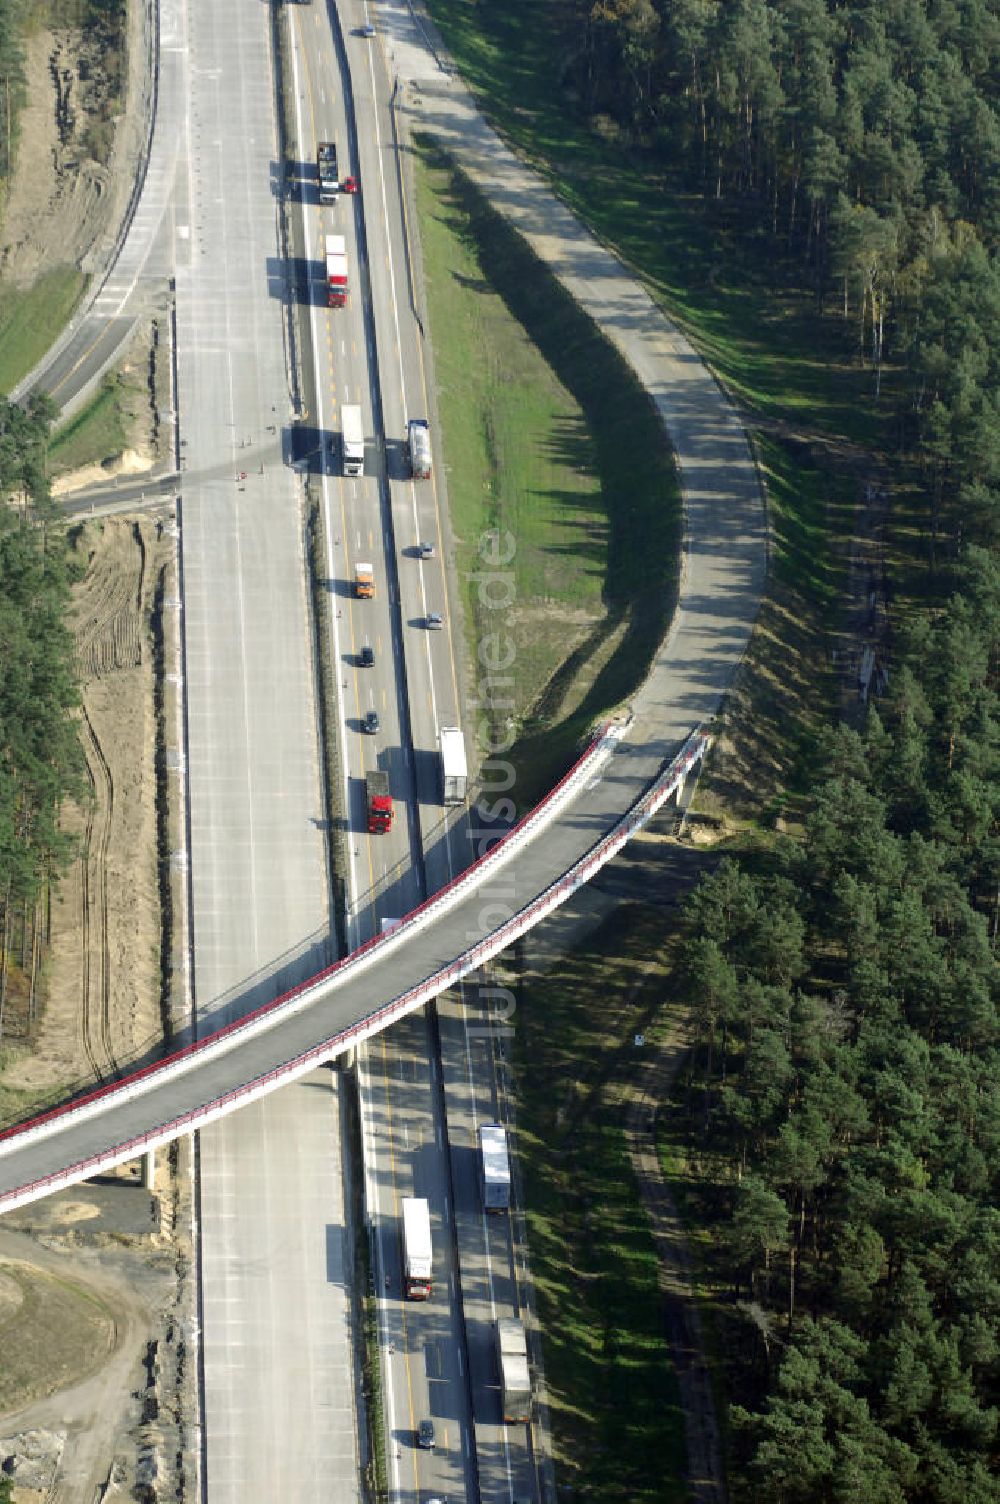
[12,0,181,419]
[1,3,765,1502]
[168,0,353,1496]
[288,2,479,1495]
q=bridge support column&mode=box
[674,763,701,831]
[141,1149,155,1190]
[340,1046,356,1072]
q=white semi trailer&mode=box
[479,1122,511,1211]
[341,404,364,476]
[407,418,432,478]
[496,1317,531,1423]
[402,1197,432,1300]
[439,726,467,805]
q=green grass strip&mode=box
[0,267,85,395]
[48,371,144,475]
[415,140,681,807]
[424,0,885,452]
[516,906,688,1501]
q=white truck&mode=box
[402,1197,432,1300]
[407,418,432,479]
[496,1317,531,1423]
[341,404,364,476]
[439,726,467,805]
[325,233,348,307]
[479,1122,511,1211]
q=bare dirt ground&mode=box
[0,6,148,290]
[0,518,195,1504]
[0,31,106,286]
[3,518,171,1100]
[51,446,154,497]
[0,1145,197,1504]
[0,8,195,1493]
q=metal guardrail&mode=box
[0,729,708,1212]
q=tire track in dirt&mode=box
[0,514,185,1502]
[77,707,116,1083]
[75,520,145,681]
[71,520,149,1084]
[2,516,170,1111]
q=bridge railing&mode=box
[0,730,708,1211]
[0,717,628,1151]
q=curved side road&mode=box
[12,0,182,420]
[0,731,703,1210]
[384,35,753,1502]
[0,10,766,1215]
[383,17,766,758]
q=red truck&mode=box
[325,233,348,307]
[366,770,392,834]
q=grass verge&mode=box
[345,1068,388,1501]
[422,0,895,814]
[0,267,85,394]
[0,1076,69,1133]
[0,1263,117,1413]
[423,0,887,451]
[514,905,688,1501]
[414,140,681,808]
[307,495,349,954]
[696,435,854,824]
[48,369,146,475]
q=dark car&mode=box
[363,710,379,734]
[359,643,374,667]
[417,1418,436,1449]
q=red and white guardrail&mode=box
[0,726,708,1213]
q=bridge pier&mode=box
[674,766,699,825]
[141,1148,155,1189]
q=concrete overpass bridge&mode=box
[0,0,770,1216]
[0,725,710,1214]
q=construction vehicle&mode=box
[365,770,392,834]
[407,418,432,479]
[439,726,467,804]
[317,141,339,203]
[479,1123,511,1211]
[325,234,348,307]
[341,405,364,476]
[402,1197,432,1300]
[496,1318,531,1423]
[354,563,374,599]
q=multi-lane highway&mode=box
[289,5,480,1495]
[3,0,766,1498]
[170,0,350,1495]
[291,7,555,1493]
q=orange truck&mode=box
[354,562,374,599]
